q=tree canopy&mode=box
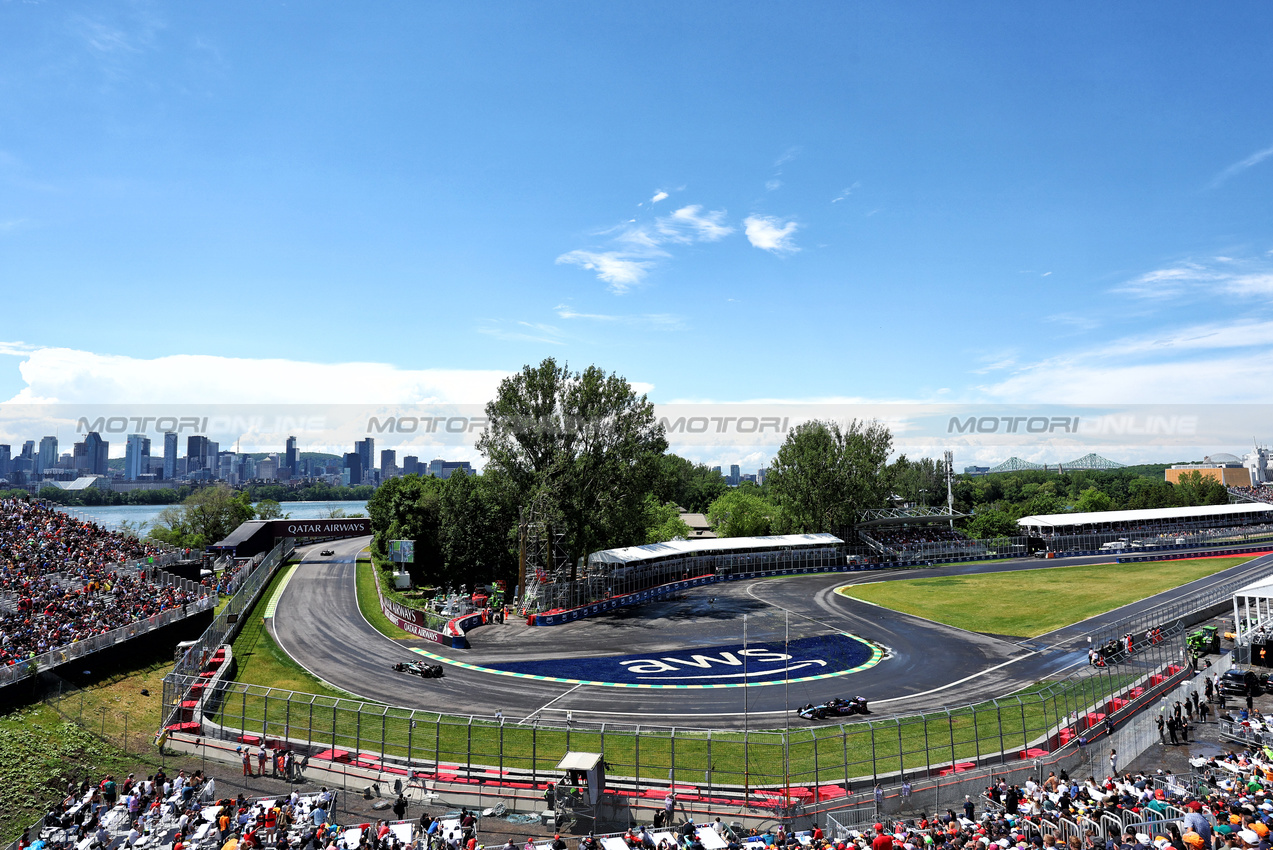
[767,419,892,533]
[477,358,667,570]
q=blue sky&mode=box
[2,2,1273,464]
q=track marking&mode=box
[521,684,584,722]
[262,563,300,620]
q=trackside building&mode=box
[1017,502,1273,539]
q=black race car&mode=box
[796,696,869,720]
[320,549,335,556]
[392,660,445,679]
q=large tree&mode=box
[477,358,667,572]
[706,487,785,538]
[438,471,517,587]
[148,484,256,549]
[766,419,892,533]
[367,474,446,585]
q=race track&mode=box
[270,537,1273,729]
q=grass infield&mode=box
[836,555,1255,638]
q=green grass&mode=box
[227,563,353,699]
[356,557,417,640]
[838,555,1255,637]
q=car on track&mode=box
[392,660,445,679]
[320,549,334,556]
[795,696,869,720]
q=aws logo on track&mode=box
[620,647,826,682]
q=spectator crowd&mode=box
[0,497,198,667]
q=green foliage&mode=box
[643,495,693,543]
[34,485,189,507]
[706,488,785,537]
[951,465,1234,533]
[888,455,947,506]
[367,474,446,585]
[767,419,892,533]
[438,470,517,586]
[146,484,255,549]
[650,454,728,513]
[253,498,287,520]
[964,508,1019,539]
[477,358,667,569]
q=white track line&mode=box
[521,684,584,722]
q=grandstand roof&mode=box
[588,533,843,566]
[50,476,106,491]
[857,507,966,527]
[1017,501,1273,529]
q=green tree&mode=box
[367,474,446,585]
[965,509,1019,539]
[651,454,728,513]
[643,496,693,543]
[888,455,947,507]
[767,419,892,533]
[1174,470,1229,507]
[1073,486,1113,513]
[148,485,254,549]
[707,488,784,538]
[254,499,288,520]
[438,472,516,587]
[477,358,667,572]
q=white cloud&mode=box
[555,250,655,293]
[650,190,669,204]
[976,318,1273,403]
[553,305,685,329]
[765,179,782,191]
[558,204,732,291]
[1115,256,1273,300]
[657,205,733,243]
[1208,142,1273,189]
[831,182,860,203]
[1,345,510,405]
[743,215,799,253]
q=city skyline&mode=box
[2,4,1272,470]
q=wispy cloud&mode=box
[831,182,860,203]
[1208,142,1273,189]
[555,251,656,293]
[650,190,668,204]
[743,215,799,253]
[477,320,566,346]
[0,341,38,358]
[554,305,686,330]
[977,317,1273,403]
[765,179,782,191]
[1115,256,1273,300]
[558,203,733,292]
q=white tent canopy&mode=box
[587,533,843,567]
[1233,574,1273,647]
[1018,501,1273,531]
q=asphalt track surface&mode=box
[271,536,1273,730]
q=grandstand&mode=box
[853,507,1018,559]
[1230,484,1273,505]
[522,534,844,614]
[0,497,209,680]
[1017,501,1273,552]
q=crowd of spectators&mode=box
[862,526,975,555]
[1230,488,1273,507]
[0,497,198,667]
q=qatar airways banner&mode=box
[1,402,1271,467]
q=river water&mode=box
[57,500,369,533]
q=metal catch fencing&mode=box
[172,538,295,679]
[161,620,1194,799]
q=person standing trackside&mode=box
[1109,749,1118,776]
[1156,714,1165,743]
[258,745,268,777]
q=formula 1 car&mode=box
[391,660,445,678]
[796,696,869,720]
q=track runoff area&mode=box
[270,537,1273,730]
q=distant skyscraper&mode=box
[285,436,298,477]
[36,436,58,474]
[729,464,741,486]
[402,455,419,476]
[124,434,151,480]
[21,440,34,459]
[81,431,110,476]
[355,438,374,475]
[380,449,396,476]
[757,467,768,486]
[163,432,178,479]
[0,444,10,477]
[343,452,363,485]
[187,436,210,472]
[207,442,219,477]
